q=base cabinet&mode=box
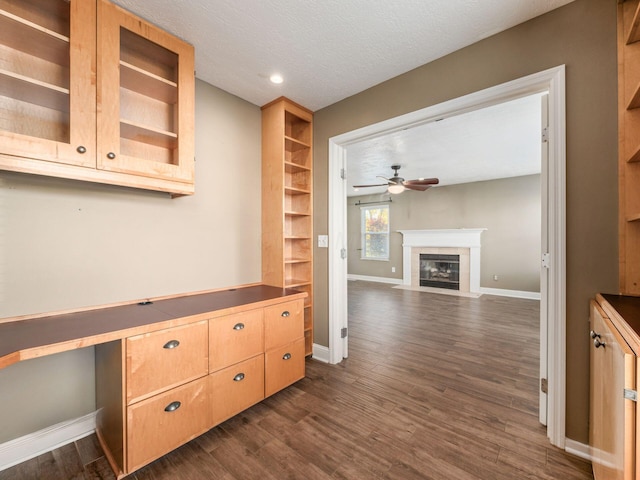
[590,296,640,480]
[96,296,305,478]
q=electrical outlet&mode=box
[493,275,499,281]
[318,235,328,248]
[392,267,396,273]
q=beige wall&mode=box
[348,175,541,293]
[313,0,618,444]
[0,80,262,442]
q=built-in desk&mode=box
[0,284,307,477]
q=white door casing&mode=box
[327,65,566,448]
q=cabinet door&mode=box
[210,354,265,426]
[209,309,264,372]
[97,0,194,184]
[0,0,96,167]
[126,321,208,404]
[264,300,304,350]
[590,301,636,480]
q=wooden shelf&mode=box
[285,279,312,288]
[627,145,640,163]
[120,61,177,104]
[285,161,311,173]
[0,8,69,66]
[627,213,640,222]
[285,186,311,195]
[285,135,310,149]
[628,5,640,44]
[0,68,69,112]
[120,119,177,149]
[285,258,311,264]
[285,210,310,216]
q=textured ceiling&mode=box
[111,0,574,111]
[346,93,544,196]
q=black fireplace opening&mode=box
[419,253,460,290]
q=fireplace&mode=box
[399,229,486,294]
[420,253,460,290]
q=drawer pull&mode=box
[233,373,245,382]
[281,310,290,317]
[233,323,245,330]
[164,401,181,412]
[163,339,180,349]
[282,353,292,361]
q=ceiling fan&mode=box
[353,164,439,194]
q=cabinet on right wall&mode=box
[261,97,314,356]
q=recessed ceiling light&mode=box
[270,74,284,84]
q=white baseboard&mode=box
[479,287,541,300]
[311,343,330,363]
[347,274,402,285]
[0,411,97,471]
[564,438,591,462]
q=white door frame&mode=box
[327,65,566,448]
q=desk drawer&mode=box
[209,309,263,372]
[264,300,303,350]
[210,354,264,426]
[265,337,305,397]
[127,376,210,472]
[126,321,208,404]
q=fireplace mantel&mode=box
[398,229,486,292]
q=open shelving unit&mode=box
[619,0,640,294]
[262,97,314,356]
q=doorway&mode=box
[327,66,566,448]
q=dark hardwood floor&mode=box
[0,281,594,479]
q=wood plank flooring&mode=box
[0,281,594,479]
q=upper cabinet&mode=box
[0,0,195,196]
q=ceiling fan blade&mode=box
[404,183,433,191]
[404,178,440,186]
[376,175,395,183]
[353,183,389,188]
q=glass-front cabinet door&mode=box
[0,0,96,167]
[97,0,194,184]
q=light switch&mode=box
[318,235,328,248]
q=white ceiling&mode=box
[111,0,574,111]
[346,93,544,196]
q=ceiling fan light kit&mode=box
[353,164,439,194]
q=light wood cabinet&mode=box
[0,0,195,196]
[262,97,314,355]
[589,299,637,480]
[90,289,305,477]
[619,0,640,293]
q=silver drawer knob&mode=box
[163,339,180,349]
[282,353,292,360]
[164,401,181,412]
[233,323,245,330]
[281,311,290,317]
[233,373,245,382]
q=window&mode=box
[361,204,390,260]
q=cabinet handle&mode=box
[107,152,116,159]
[76,145,86,154]
[233,323,245,330]
[282,353,292,360]
[163,339,180,349]
[233,373,245,382]
[164,401,181,412]
[281,311,290,317]
[594,338,606,349]
[590,330,600,339]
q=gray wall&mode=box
[313,0,618,444]
[0,80,262,442]
[348,175,541,293]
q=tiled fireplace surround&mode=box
[399,229,486,294]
